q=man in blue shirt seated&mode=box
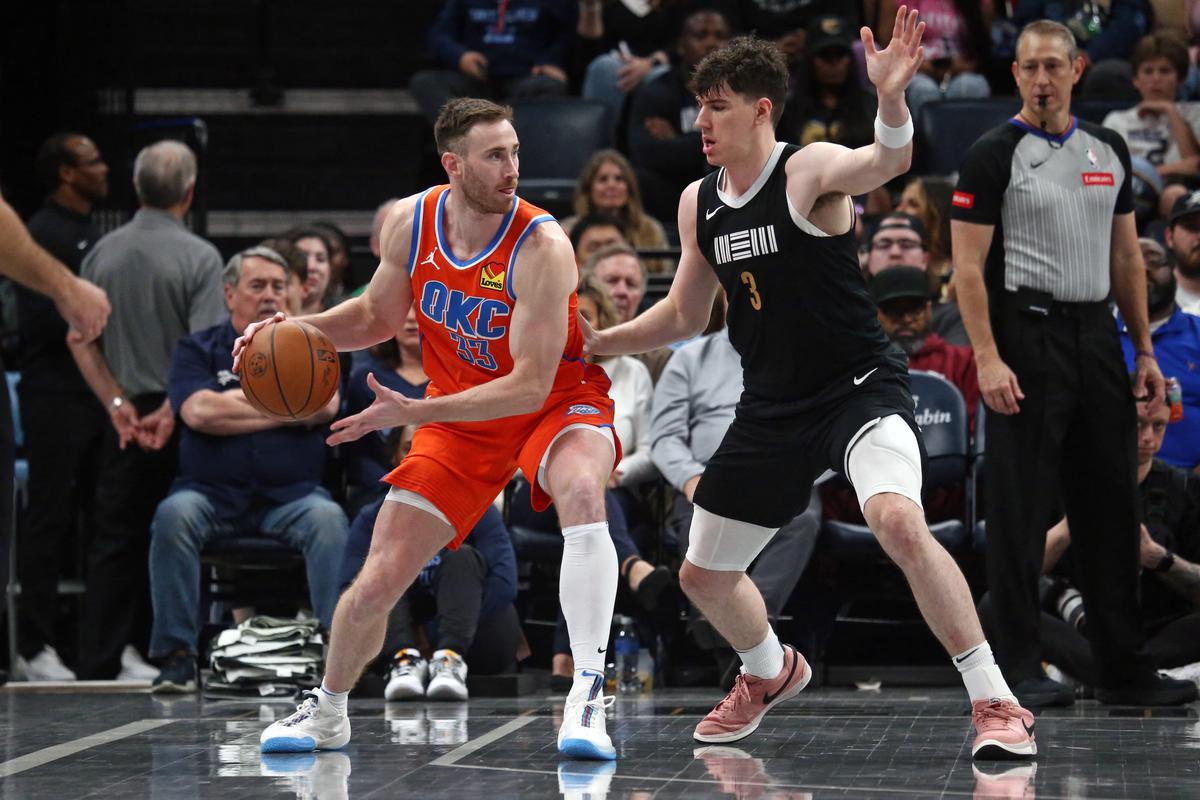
[338,425,521,701]
[149,246,348,692]
[1118,238,1200,472]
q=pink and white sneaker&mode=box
[971,698,1037,760]
[693,644,811,743]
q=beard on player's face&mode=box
[460,161,516,215]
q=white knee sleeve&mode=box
[845,414,924,513]
[685,505,779,572]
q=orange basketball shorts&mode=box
[382,376,621,548]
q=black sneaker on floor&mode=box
[151,654,197,694]
[1096,673,1198,706]
[1011,675,1075,708]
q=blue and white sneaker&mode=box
[260,690,351,753]
[558,760,617,799]
[557,671,617,760]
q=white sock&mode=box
[737,628,784,679]
[559,522,618,675]
[319,680,348,715]
[952,641,1016,703]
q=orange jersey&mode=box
[407,184,588,395]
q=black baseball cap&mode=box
[1169,190,1200,226]
[870,266,932,305]
[807,15,853,56]
[873,213,928,245]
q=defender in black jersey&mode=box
[586,9,1037,760]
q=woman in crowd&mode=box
[896,176,955,290]
[560,150,670,273]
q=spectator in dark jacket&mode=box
[409,0,575,124]
[627,8,731,218]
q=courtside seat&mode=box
[915,99,1019,176]
[820,371,972,557]
[200,536,307,626]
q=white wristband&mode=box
[875,113,914,149]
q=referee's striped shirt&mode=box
[950,116,1134,303]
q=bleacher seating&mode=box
[915,98,1136,177]
[509,99,614,218]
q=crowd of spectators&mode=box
[8,2,1200,701]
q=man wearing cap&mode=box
[779,15,877,150]
[1117,238,1200,472]
[865,213,969,346]
[1165,191,1200,314]
[871,266,980,432]
[951,19,1196,708]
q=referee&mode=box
[951,20,1197,708]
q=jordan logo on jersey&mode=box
[420,247,439,268]
[713,225,778,265]
[479,261,505,292]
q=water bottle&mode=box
[614,616,641,694]
[1168,377,1184,423]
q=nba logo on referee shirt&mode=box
[713,225,778,265]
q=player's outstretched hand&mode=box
[232,311,287,373]
[861,4,925,98]
[578,311,602,357]
[327,372,419,446]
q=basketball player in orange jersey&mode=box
[234,98,622,760]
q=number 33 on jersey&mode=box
[407,184,586,394]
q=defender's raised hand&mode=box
[861,5,925,98]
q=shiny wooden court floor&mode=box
[1,686,1198,798]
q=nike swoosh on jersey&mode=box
[853,367,878,386]
[706,206,723,220]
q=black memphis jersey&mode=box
[696,141,905,407]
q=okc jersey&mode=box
[385,184,618,545]
[407,184,591,397]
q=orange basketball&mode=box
[240,320,340,422]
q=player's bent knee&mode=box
[868,494,930,563]
[549,472,606,521]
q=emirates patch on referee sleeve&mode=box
[952,191,974,208]
[1082,172,1114,186]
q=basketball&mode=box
[239,320,340,421]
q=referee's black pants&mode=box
[985,297,1153,689]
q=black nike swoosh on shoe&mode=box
[596,647,606,654]
[1023,721,1035,736]
[762,647,798,705]
[954,647,980,664]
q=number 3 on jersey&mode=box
[448,331,497,370]
[741,270,762,311]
